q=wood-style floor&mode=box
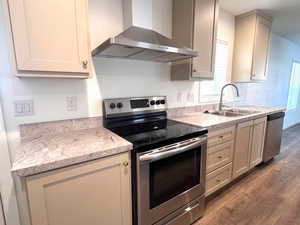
[195,125,300,225]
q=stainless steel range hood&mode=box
[92,26,199,62]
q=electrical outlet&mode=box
[66,96,77,112]
[187,93,194,103]
[14,100,34,117]
[177,92,183,103]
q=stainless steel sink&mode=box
[205,109,260,117]
[209,111,244,117]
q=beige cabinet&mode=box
[206,125,235,196]
[206,141,234,173]
[232,120,253,179]
[8,0,90,78]
[249,117,267,168]
[232,10,272,82]
[206,163,232,196]
[171,0,219,80]
[26,153,132,225]
[233,117,267,179]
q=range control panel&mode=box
[104,96,167,117]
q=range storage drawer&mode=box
[208,126,235,147]
[206,141,234,173]
[206,163,232,196]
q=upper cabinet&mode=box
[171,0,219,80]
[8,0,91,78]
[232,10,272,83]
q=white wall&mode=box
[0,102,18,225]
[215,8,300,128]
[201,8,300,128]
[237,34,300,128]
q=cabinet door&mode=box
[192,0,218,79]
[26,153,132,225]
[251,16,271,80]
[232,121,253,179]
[249,117,267,168]
[8,0,90,74]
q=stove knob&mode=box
[156,100,161,105]
[110,103,116,109]
[160,100,166,105]
[150,100,155,106]
[117,102,123,108]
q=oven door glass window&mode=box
[149,147,201,209]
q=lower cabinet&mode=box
[26,153,132,225]
[206,163,232,196]
[249,117,267,168]
[205,126,235,196]
[232,117,267,179]
[206,117,267,196]
[232,120,253,179]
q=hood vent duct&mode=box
[92,26,199,62]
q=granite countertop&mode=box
[12,127,132,177]
[12,106,284,177]
[171,106,285,130]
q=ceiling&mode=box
[220,0,300,45]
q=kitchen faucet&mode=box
[219,83,240,111]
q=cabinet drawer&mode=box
[208,126,235,147]
[206,163,232,196]
[207,141,234,173]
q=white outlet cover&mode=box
[177,92,183,103]
[14,100,34,117]
[66,96,77,112]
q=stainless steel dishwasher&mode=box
[263,111,285,162]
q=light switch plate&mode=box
[66,96,77,112]
[14,100,34,117]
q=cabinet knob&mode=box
[193,69,197,73]
[82,60,88,67]
[218,156,223,159]
[219,135,224,139]
[123,161,129,167]
[216,179,221,183]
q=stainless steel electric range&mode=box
[103,96,207,225]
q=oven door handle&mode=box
[139,137,206,163]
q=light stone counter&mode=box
[171,106,285,130]
[12,106,284,177]
[12,127,132,177]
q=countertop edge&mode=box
[12,143,133,177]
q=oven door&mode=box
[137,136,207,225]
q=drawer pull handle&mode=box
[218,156,223,159]
[219,135,224,139]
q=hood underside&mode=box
[92,26,199,63]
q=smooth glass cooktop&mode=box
[108,119,207,150]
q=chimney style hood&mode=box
[92,26,199,62]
